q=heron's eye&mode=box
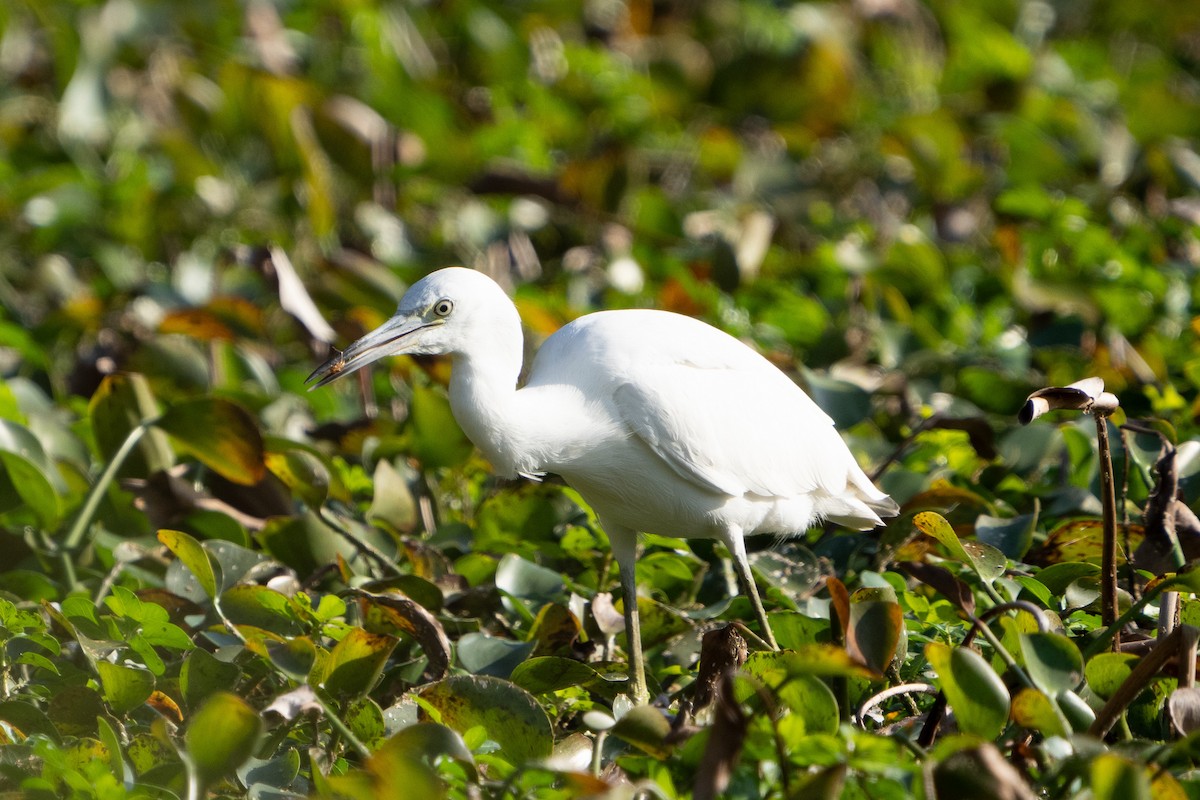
[433,299,454,317]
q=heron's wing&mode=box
[613,358,850,500]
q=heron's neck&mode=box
[447,339,537,478]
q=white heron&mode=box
[308,267,897,702]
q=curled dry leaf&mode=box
[1019,377,1120,425]
[350,588,451,682]
[591,592,626,637]
[263,685,323,723]
[1169,686,1200,735]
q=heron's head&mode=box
[307,267,521,389]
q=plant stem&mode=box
[60,421,153,591]
[1095,413,1119,650]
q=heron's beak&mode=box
[306,314,431,389]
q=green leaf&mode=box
[344,697,387,750]
[96,662,155,714]
[975,512,1036,560]
[510,656,601,694]
[314,628,397,698]
[155,397,266,485]
[181,648,241,711]
[495,552,565,607]
[88,374,174,478]
[409,385,473,469]
[1018,632,1082,696]
[366,457,416,532]
[914,511,1007,584]
[847,588,905,674]
[1090,753,1151,800]
[417,675,553,765]
[158,529,217,599]
[1084,652,1140,700]
[265,446,330,508]
[267,636,318,680]
[609,704,673,758]
[185,692,263,790]
[374,722,476,781]
[926,641,1010,739]
[456,632,535,679]
[743,647,877,681]
[218,584,304,636]
[0,451,60,528]
[1010,688,1069,738]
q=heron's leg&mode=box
[724,528,779,650]
[606,523,648,703]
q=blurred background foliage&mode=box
[2,0,1200,796]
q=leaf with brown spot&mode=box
[156,398,266,486]
[352,589,450,681]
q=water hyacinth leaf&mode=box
[914,511,1007,584]
[344,697,387,750]
[315,628,397,699]
[375,722,477,781]
[528,602,582,657]
[409,385,473,469]
[237,749,302,793]
[265,446,329,508]
[267,636,318,681]
[609,704,673,758]
[1034,562,1100,594]
[456,632,536,679]
[185,692,263,789]
[801,368,872,429]
[155,397,266,485]
[96,662,155,714]
[495,553,564,609]
[1085,652,1140,700]
[181,648,241,711]
[1034,520,1143,565]
[1011,688,1069,738]
[158,529,217,599]
[1056,689,1096,732]
[0,700,60,741]
[932,743,1038,800]
[206,539,269,593]
[219,584,304,636]
[1019,632,1082,696]
[0,451,60,528]
[510,656,602,694]
[633,596,693,644]
[743,647,877,681]
[976,512,1037,560]
[847,588,905,674]
[926,641,1010,740]
[366,457,416,532]
[417,675,553,764]
[88,373,174,478]
[353,589,451,681]
[1090,753,1151,800]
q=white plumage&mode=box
[309,267,897,702]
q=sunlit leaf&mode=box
[96,662,155,714]
[185,692,263,790]
[314,628,397,699]
[926,641,1010,739]
[158,529,217,599]
[417,675,553,765]
[155,398,266,485]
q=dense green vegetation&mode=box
[1,0,1199,796]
